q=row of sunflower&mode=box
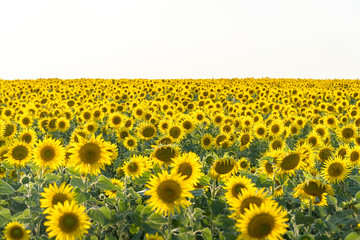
[0,78,359,240]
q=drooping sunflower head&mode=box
[6,140,32,167]
[34,137,66,170]
[239,131,252,151]
[138,123,157,140]
[210,157,239,180]
[236,202,288,240]
[68,134,113,176]
[317,144,334,163]
[3,221,31,240]
[275,151,303,177]
[145,170,194,216]
[321,156,351,184]
[151,145,180,167]
[44,200,91,240]
[171,152,202,186]
[40,182,76,212]
[293,179,334,206]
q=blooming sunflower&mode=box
[337,123,356,143]
[40,182,77,213]
[18,128,37,146]
[44,200,91,240]
[269,138,285,151]
[123,136,138,151]
[145,170,194,216]
[348,146,360,166]
[33,137,66,170]
[224,175,256,207]
[275,151,303,177]
[137,123,157,140]
[238,157,250,171]
[293,179,334,206]
[253,122,267,139]
[122,155,147,179]
[171,152,202,186]
[238,131,252,151]
[6,140,32,167]
[166,124,184,142]
[210,157,239,180]
[151,145,180,167]
[236,202,288,240]
[321,156,351,184]
[317,144,334,163]
[68,134,113,176]
[104,178,124,198]
[2,221,30,240]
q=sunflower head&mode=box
[321,156,351,184]
[3,221,31,240]
[151,145,180,167]
[171,152,202,186]
[6,140,32,167]
[210,157,239,180]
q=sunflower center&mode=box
[178,163,193,180]
[232,184,245,198]
[247,213,274,238]
[10,226,24,239]
[290,126,298,134]
[48,119,57,129]
[127,139,135,147]
[338,149,347,158]
[183,121,192,130]
[4,124,15,137]
[203,137,211,146]
[12,146,29,161]
[327,162,343,177]
[342,128,354,139]
[257,128,265,135]
[272,140,282,150]
[41,146,56,161]
[265,162,273,174]
[52,193,69,206]
[271,125,280,133]
[169,127,181,139]
[240,161,248,168]
[79,143,101,164]
[120,131,129,139]
[112,116,121,125]
[22,117,30,125]
[308,137,317,146]
[327,118,334,125]
[303,182,326,196]
[280,153,300,170]
[142,126,156,138]
[350,151,360,162]
[58,121,66,129]
[59,213,79,233]
[319,148,332,161]
[316,128,325,137]
[240,134,250,146]
[128,162,138,172]
[154,147,176,164]
[240,197,263,214]
[157,180,181,203]
[21,134,32,143]
[214,159,234,174]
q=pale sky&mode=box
[0,0,359,80]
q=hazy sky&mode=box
[1,0,359,80]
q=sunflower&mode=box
[122,155,147,179]
[337,123,356,143]
[33,137,66,170]
[230,188,273,218]
[215,134,228,149]
[171,152,202,186]
[107,112,124,128]
[293,179,334,206]
[158,118,171,134]
[224,175,256,207]
[200,134,213,150]
[145,170,194,216]
[317,144,334,163]
[275,151,303,177]
[0,164,6,178]
[236,202,288,240]
[180,116,196,134]
[68,134,113,176]
[56,117,70,132]
[253,122,267,139]
[2,221,30,240]
[0,145,9,162]
[151,145,180,167]
[138,123,157,140]
[18,128,37,146]
[83,121,98,135]
[117,127,129,141]
[40,182,77,213]
[18,115,33,129]
[348,146,360,166]
[2,121,17,138]
[325,115,337,128]
[239,131,252,151]
[336,144,351,159]
[321,156,351,184]
[123,136,138,151]
[104,178,124,198]
[313,124,329,140]
[289,123,300,136]
[167,124,184,142]
[295,142,315,171]
[145,232,164,240]
[269,138,285,151]
[210,157,239,180]
[305,131,322,149]
[239,157,250,171]
[268,119,284,138]
[6,140,32,167]
[44,200,91,240]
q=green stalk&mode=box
[167,213,172,240]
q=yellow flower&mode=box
[104,178,124,198]
[33,137,66,170]
[171,152,202,186]
[40,182,77,213]
[44,200,91,240]
[3,221,30,240]
[122,155,147,179]
[321,156,351,184]
[5,140,32,167]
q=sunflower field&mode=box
[0,78,360,240]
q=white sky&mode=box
[0,0,360,80]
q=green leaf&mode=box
[89,206,111,225]
[12,196,26,204]
[43,173,61,185]
[97,175,117,190]
[355,191,360,203]
[349,175,360,184]
[345,232,360,240]
[0,208,11,227]
[295,212,315,226]
[202,227,212,240]
[148,213,167,224]
[0,179,15,195]
[129,224,140,235]
[70,177,84,189]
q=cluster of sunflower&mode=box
[0,78,359,239]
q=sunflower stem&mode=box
[308,197,312,216]
[167,213,172,240]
